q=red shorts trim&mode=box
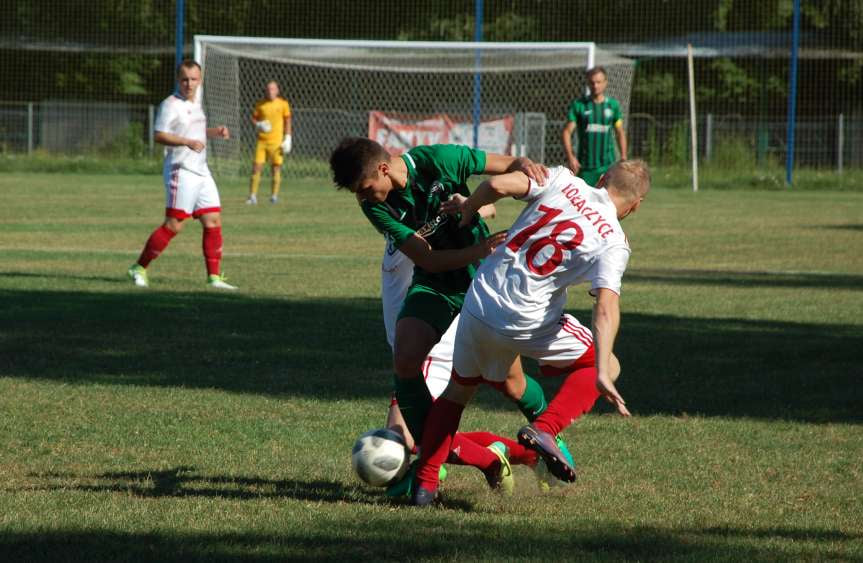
[539,343,596,376]
[165,208,191,219]
[451,369,482,386]
[193,206,221,218]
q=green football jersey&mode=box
[566,95,622,170]
[362,144,490,295]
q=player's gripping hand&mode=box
[214,126,230,139]
[567,154,581,175]
[255,120,272,133]
[510,157,549,185]
[440,193,467,217]
[281,134,292,154]
[186,139,205,152]
[482,230,508,256]
[597,372,631,417]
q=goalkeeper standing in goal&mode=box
[247,80,293,204]
[562,67,628,186]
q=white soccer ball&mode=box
[351,427,409,487]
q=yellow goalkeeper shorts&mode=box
[253,140,284,166]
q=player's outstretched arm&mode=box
[398,231,507,274]
[484,154,549,184]
[592,288,630,417]
[445,172,530,227]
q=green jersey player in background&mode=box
[562,66,628,187]
[329,138,569,459]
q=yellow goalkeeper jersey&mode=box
[252,97,291,143]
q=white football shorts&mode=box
[453,311,594,383]
[381,246,413,350]
[421,313,457,400]
[164,164,221,219]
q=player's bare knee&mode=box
[200,213,221,229]
[440,379,477,406]
[163,217,185,234]
[502,371,527,400]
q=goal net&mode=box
[194,37,635,178]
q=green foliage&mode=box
[711,134,758,169]
[662,121,690,167]
[709,58,760,103]
[632,72,682,104]
[397,12,538,41]
[0,152,161,174]
[643,122,662,165]
[95,123,149,158]
[837,60,863,88]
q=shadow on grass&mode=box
[21,466,373,504]
[0,521,858,562]
[18,466,473,511]
[816,223,863,232]
[0,271,125,284]
[1,288,861,423]
[626,268,863,290]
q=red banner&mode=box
[368,111,514,155]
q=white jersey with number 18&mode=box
[464,166,630,335]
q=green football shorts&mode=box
[397,283,465,337]
[578,166,610,187]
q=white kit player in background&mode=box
[127,60,237,290]
[411,160,651,505]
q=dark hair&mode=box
[177,59,202,75]
[585,66,607,80]
[329,137,390,190]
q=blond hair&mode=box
[606,159,651,202]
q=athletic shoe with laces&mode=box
[385,461,448,498]
[517,424,576,483]
[245,195,257,205]
[127,264,149,288]
[269,195,279,204]
[556,434,575,469]
[411,484,438,507]
[207,274,238,290]
[484,441,514,496]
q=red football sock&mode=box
[460,431,538,466]
[137,225,176,268]
[447,434,498,470]
[415,398,465,491]
[533,367,601,436]
[202,226,222,276]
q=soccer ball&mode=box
[351,427,409,487]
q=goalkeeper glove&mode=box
[254,120,272,133]
[281,134,292,154]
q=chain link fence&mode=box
[2,0,861,176]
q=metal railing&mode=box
[1,101,860,173]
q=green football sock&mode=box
[394,375,433,443]
[516,374,547,422]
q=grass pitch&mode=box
[1,171,862,561]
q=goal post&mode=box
[193,36,635,178]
